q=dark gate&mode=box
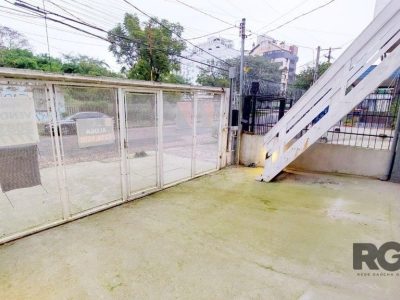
[241,80,304,135]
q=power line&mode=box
[12,2,229,72]
[1,11,110,41]
[64,0,237,39]
[0,3,41,17]
[263,1,281,14]
[256,0,312,33]
[204,0,240,20]
[42,0,52,66]
[86,0,217,34]
[262,0,336,34]
[11,28,108,47]
[120,0,233,66]
[172,0,237,28]
[168,0,257,38]
[50,0,120,28]
[45,0,91,26]
[14,2,120,41]
[186,26,235,40]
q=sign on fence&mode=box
[76,117,115,148]
[0,89,39,147]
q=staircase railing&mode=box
[262,0,400,182]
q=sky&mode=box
[1,0,377,73]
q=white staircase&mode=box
[261,0,400,182]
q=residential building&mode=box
[250,35,299,88]
[179,37,239,84]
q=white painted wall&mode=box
[240,133,392,179]
[289,143,392,179]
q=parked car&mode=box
[44,112,111,135]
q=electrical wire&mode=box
[51,0,120,28]
[261,0,336,35]
[2,12,110,41]
[170,0,259,38]
[11,2,230,72]
[120,0,233,66]
[42,0,52,67]
[263,1,281,14]
[256,0,312,33]
[0,4,41,17]
[186,26,235,40]
[45,0,91,26]
[173,0,237,28]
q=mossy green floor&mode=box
[1,167,399,299]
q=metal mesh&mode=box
[0,145,41,192]
[56,86,121,214]
[163,92,194,184]
[195,92,221,174]
[244,76,400,151]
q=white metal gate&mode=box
[0,72,228,244]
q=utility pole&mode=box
[236,18,246,165]
[313,46,321,84]
[239,18,246,99]
[324,47,341,63]
[327,47,332,63]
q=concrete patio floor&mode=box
[0,167,399,299]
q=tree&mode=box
[196,55,282,87]
[108,13,186,82]
[196,66,230,87]
[0,26,30,50]
[62,54,118,77]
[241,56,282,82]
[293,62,331,90]
[0,48,118,77]
[161,73,189,84]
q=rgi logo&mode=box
[353,242,400,271]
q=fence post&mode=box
[46,83,70,219]
[278,98,286,120]
[250,82,260,133]
[191,92,198,177]
[389,82,400,182]
[117,88,129,201]
[250,95,257,133]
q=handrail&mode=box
[262,0,400,182]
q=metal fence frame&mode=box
[243,77,400,151]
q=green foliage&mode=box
[0,48,118,77]
[196,69,230,87]
[293,62,331,90]
[108,13,186,82]
[241,56,282,82]
[160,73,189,84]
[61,54,118,77]
[59,86,116,119]
[196,56,282,87]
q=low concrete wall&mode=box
[240,133,393,179]
[239,134,266,167]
